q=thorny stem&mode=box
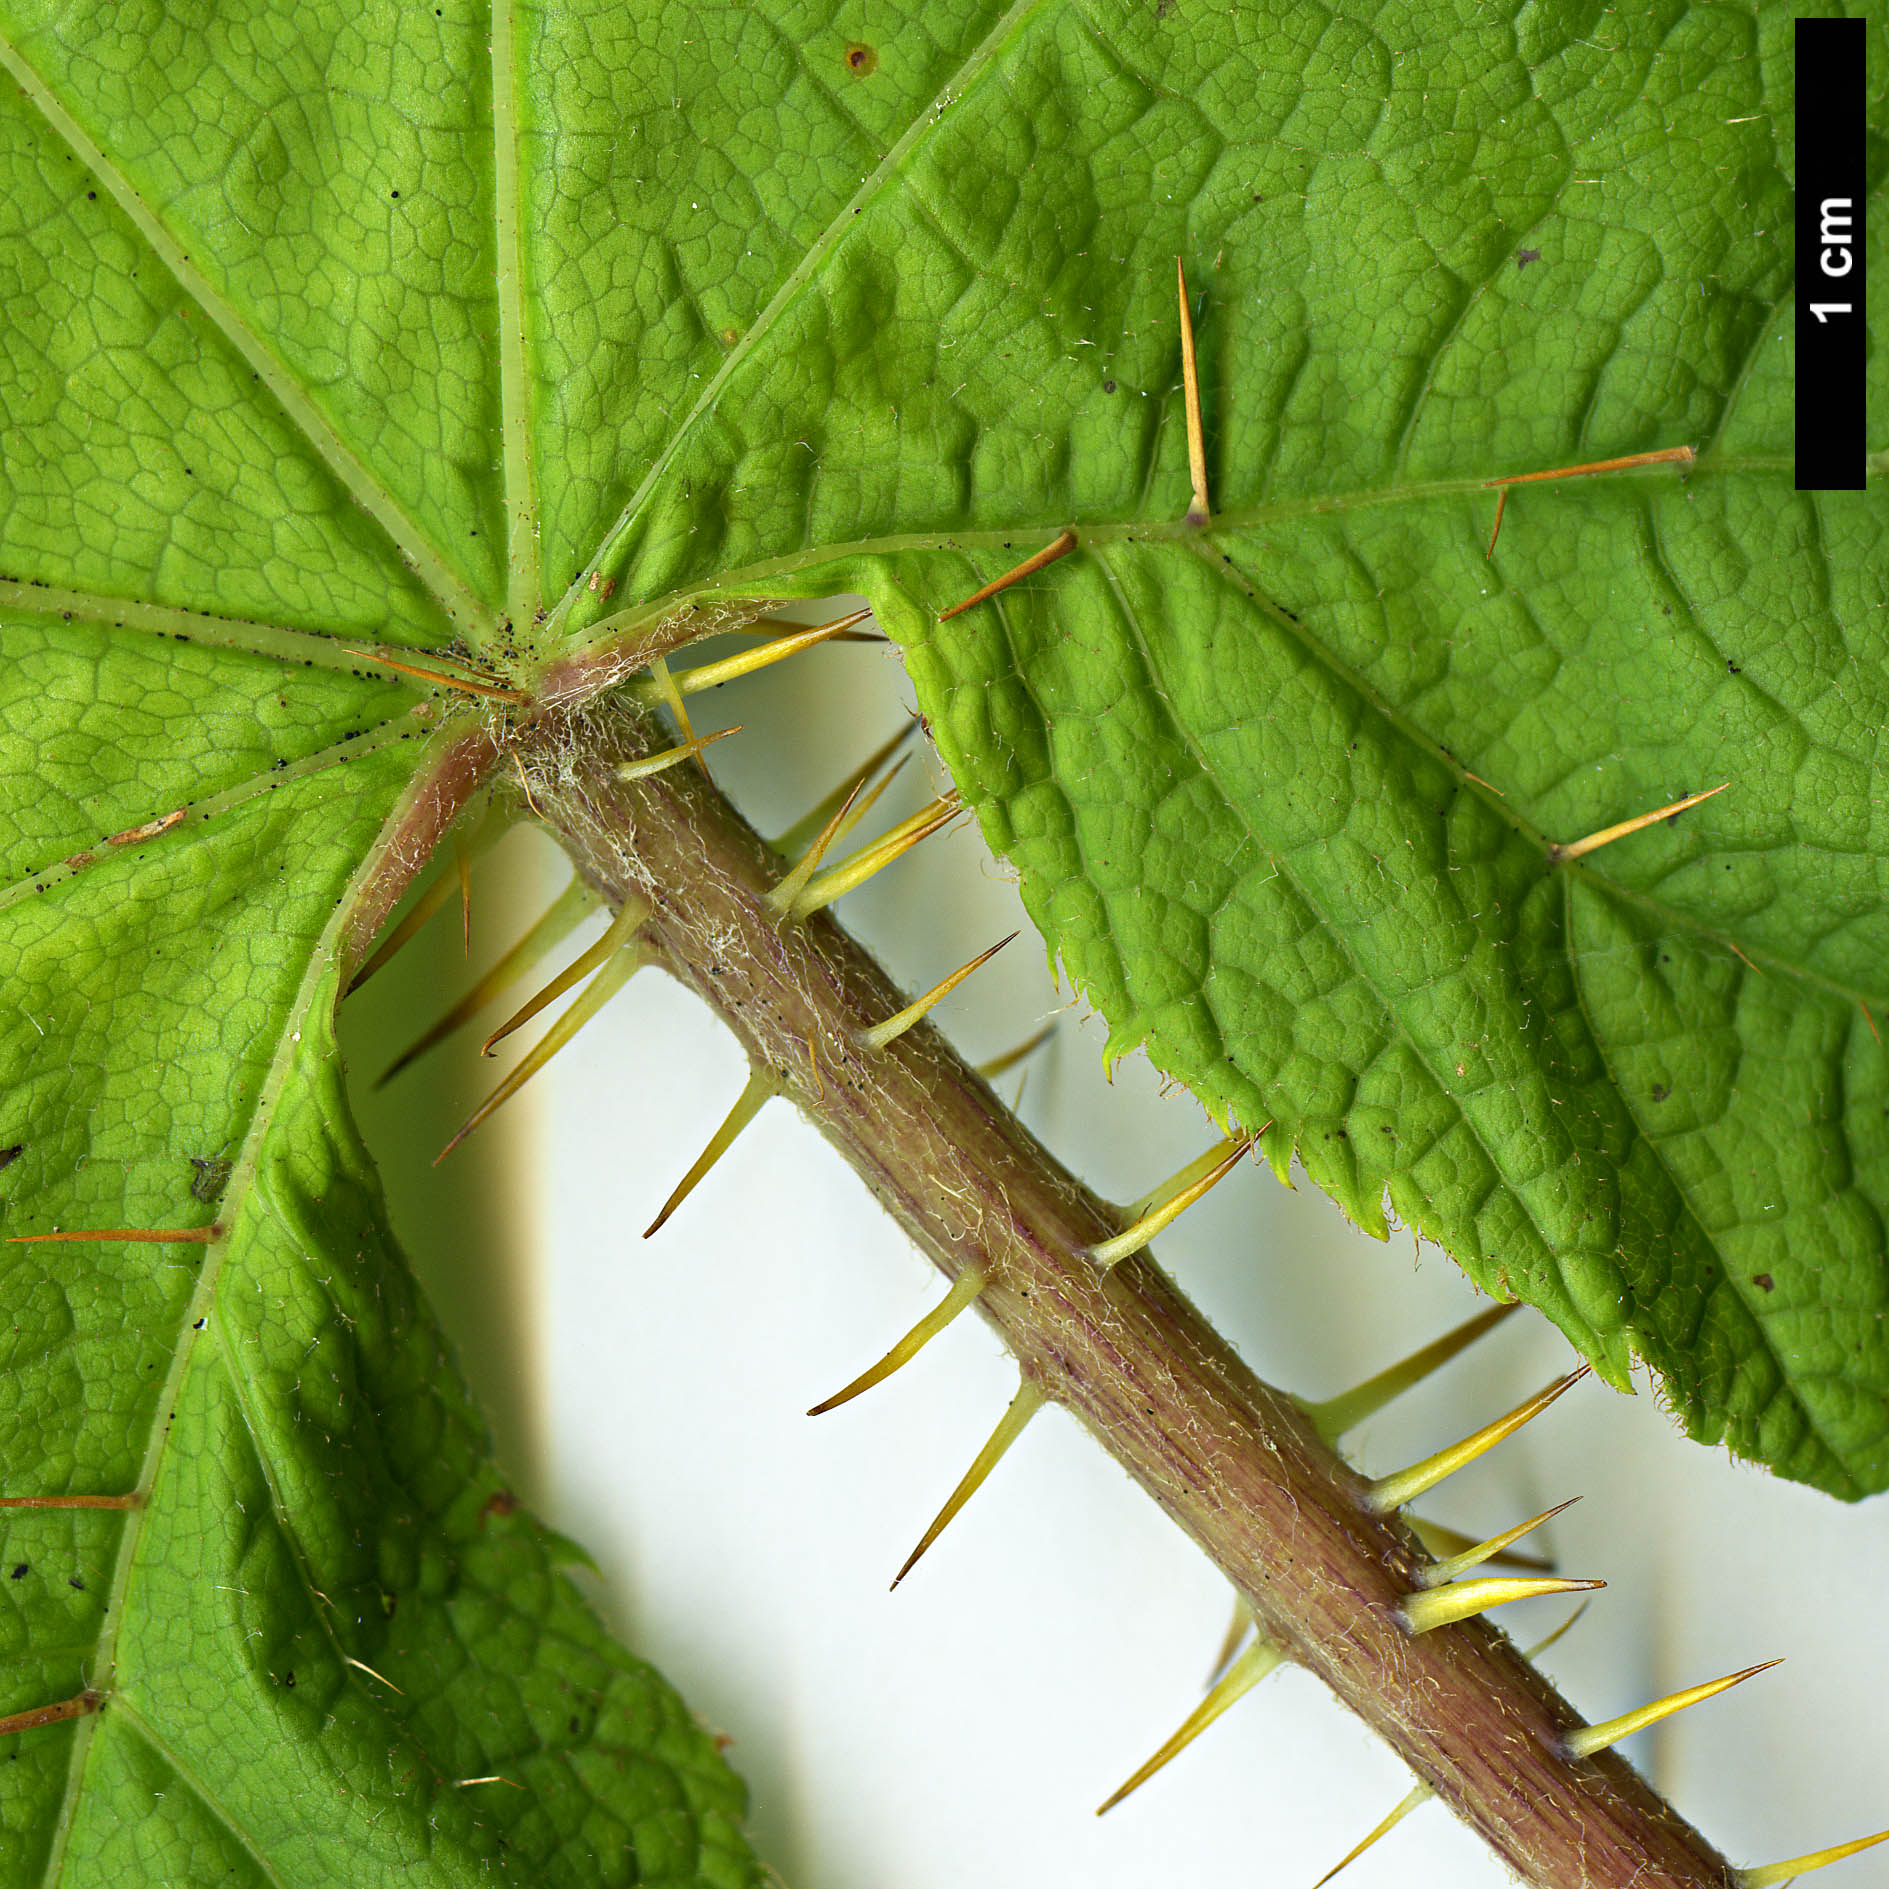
[524,699,1737,1889]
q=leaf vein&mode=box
[0,30,497,643]
[544,0,1056,633]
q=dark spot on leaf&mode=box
[284,1671,296,1688]
[193,1318,206,1330]
[481,1489,519,1525]
[1516,248,1541,269]
[569,1716,582,1736]
[189,1153,233,1203]
[1753,1273,1775,1292]
[10,1565,26,1581]
[1727,660,1741,673]
[1650,1083,1670,1102]
[844,42,876,75]
[1103,379,1116,393]
[0,1145,22,1172]
[67,1575,84,1590]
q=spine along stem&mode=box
[524,700,1743,1889]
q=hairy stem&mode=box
[525,699,1735,1889]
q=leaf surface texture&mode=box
[0,1,1885,1880]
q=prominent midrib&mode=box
[1181,539,1886,1015]
[548,464,1860,1013]
[36,744,450,1888]
[541,0,1055,637]
[1092,545,1606,1363]
[550,449,1787,649]
[0,29,497,646]
[491,0,539,629]
[1098,542,1844,1467]
[0,582,434,678]
[0,717,415,919]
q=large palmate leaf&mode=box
[0,0,770,1876]
[0,0,1881,1880]
[542,0,1888,1498]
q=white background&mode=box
[350,620,1889,1889]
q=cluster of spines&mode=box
[6,267,1876,1889]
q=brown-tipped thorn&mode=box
[769,720,919,857]
[1400,1575,1604,1636]
[791,793,964,921]
[1309,1608,1586,1877]
[1366,1366,1590,1513]
[1096,1632,1285,1816]
[1206,1594,1254,1686]
[643,1067,779,1238]
[0,1691,102,1741]
[615,726,742,783]
[377,878,595,1088]
[767,761,906,917]
[859,935,1019,1053]
[1418,1498,1581,1588]
[1485,445,1696,491]
[891,1380,1046,1589]
[644,654,699,759]
[481,894,649,1056]
[1744,1828,1889,1888]
[346,866,460,994]
[1088,1134,1256,1270]
[344,1656,404,1694]
[726,612,885,645]
[938,531,1078,621]
[1484,485,1509,559]
[340,647,529,703]
[8,1226,218,1244]
[1312,1781,1434,1888]
[1482,446,1695,557]
[436,948,643,1164]
[808,1267,987,1415]
[976,1021,1057,1082]
[0,1492,140,1509]
[1301,1301,1519,1442]
[1548,783,1730,864]
[640,610,875,701]
[1177,257,1210,526]
[1409,1512,1555,1576]
[1565,1659,1781,1761]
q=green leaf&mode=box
[527,0,1889,1497]
[0,0,761,1875]
[0,0,1882,1876]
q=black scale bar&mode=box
[1795,17,1868,491]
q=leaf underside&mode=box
[0,0,1883,1880]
